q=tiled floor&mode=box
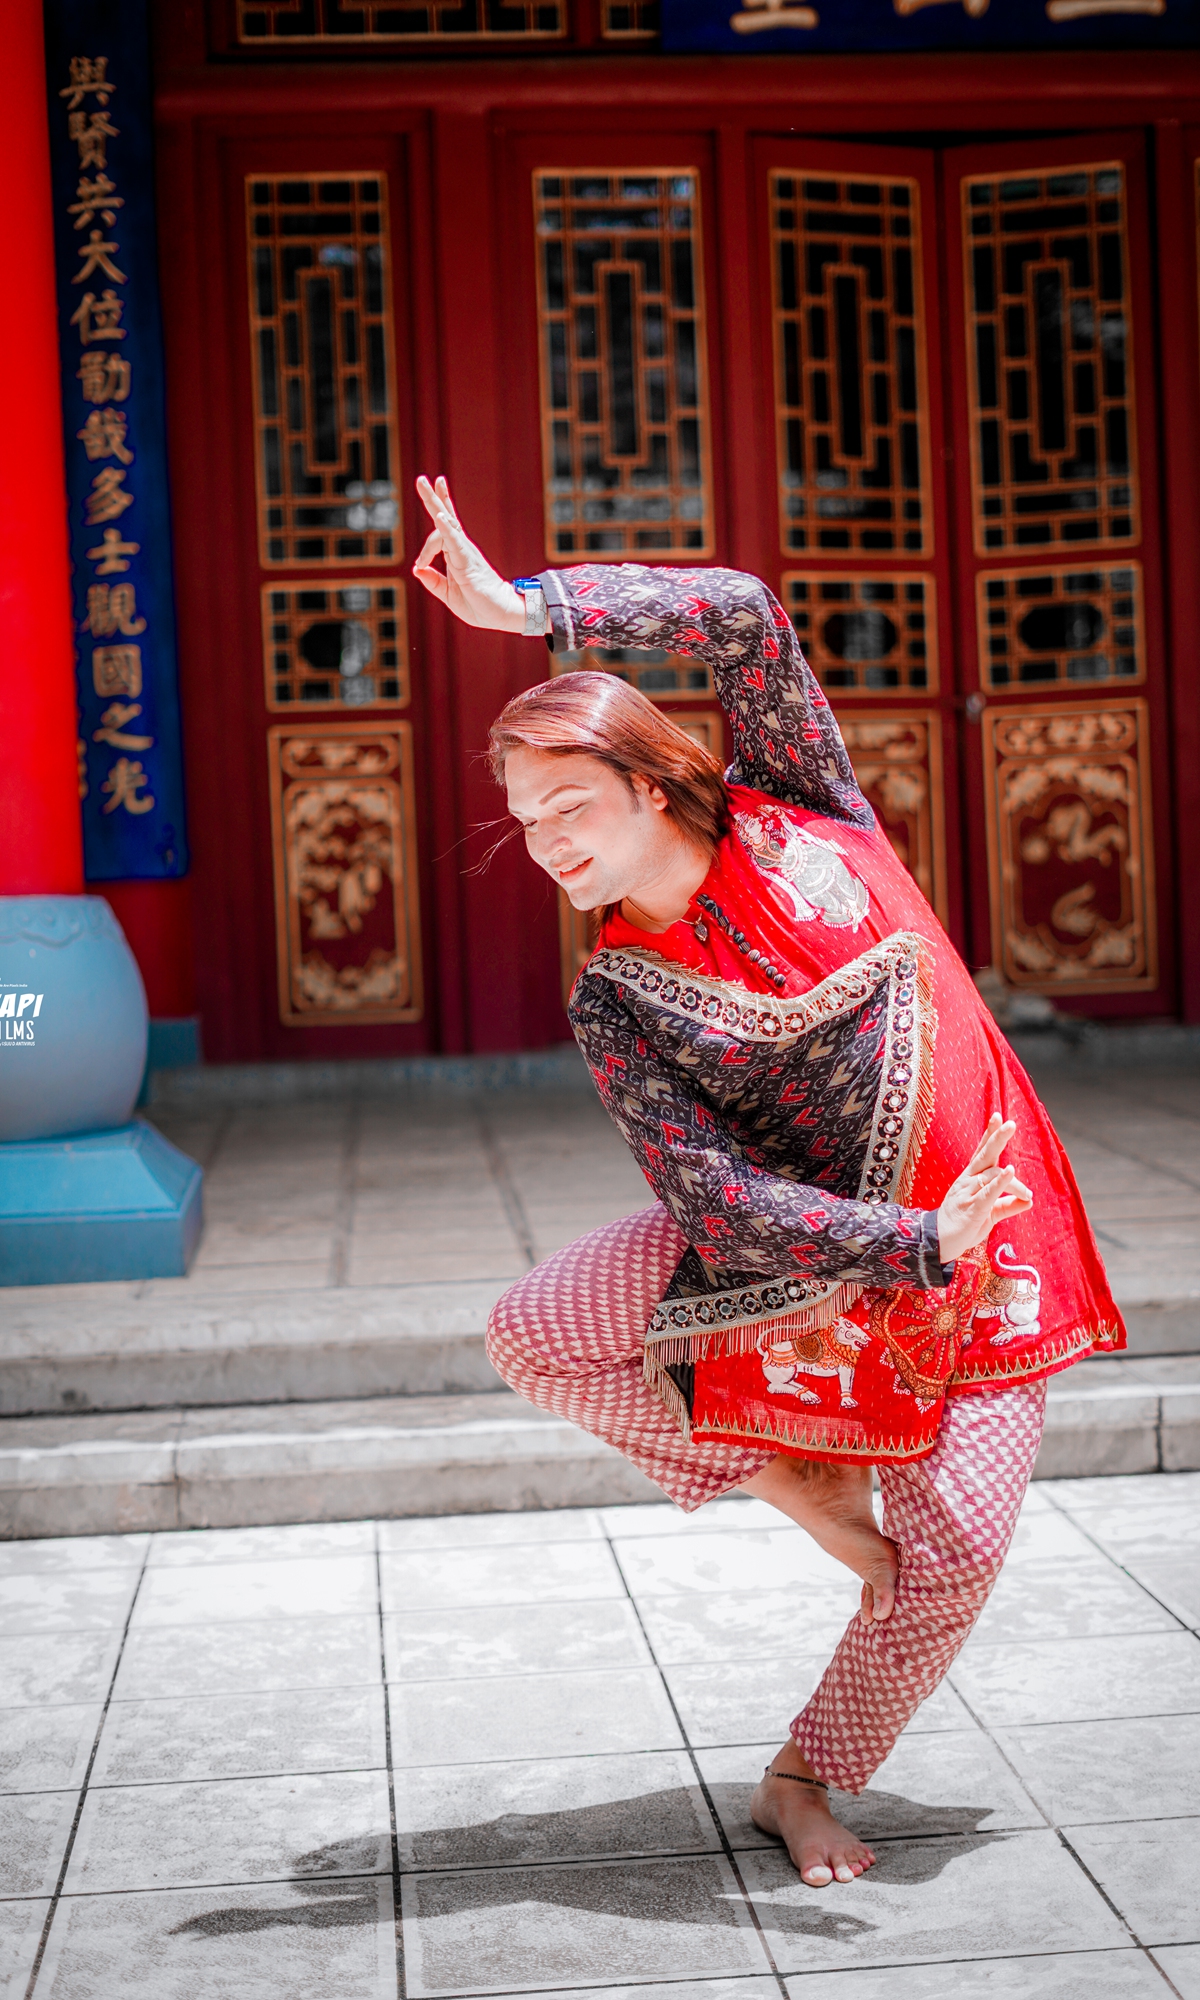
[2,1475,1197,1998]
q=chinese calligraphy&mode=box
[59,53,157,818]
[92,645,143,697]
[77,408,132,463]
[101,756,154,814]
[78,351,129,401]
[82,584,145,636]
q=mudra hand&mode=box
[937,1113,1033,1263]
[411,474,532,633]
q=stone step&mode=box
[1,1360,1197,1539]
[4,1276,1197,1419]
[0,1281,508,1416]
[0,1391,660,1538]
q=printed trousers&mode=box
[487,1202,1047,1794]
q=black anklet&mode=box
[763,1765,829,1789]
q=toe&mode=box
[802,1862,833,1886]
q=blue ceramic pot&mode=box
[0,897,148,1142]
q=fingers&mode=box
[412,563,449,603]
[965,1114,1016,1176]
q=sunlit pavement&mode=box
[2,1474,1199,1998]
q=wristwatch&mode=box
[512,576,547,638]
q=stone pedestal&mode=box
[0,1120,202,1286]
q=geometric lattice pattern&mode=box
[982,698,1156,994]
[962,163,1139,554]
[261,581,408,710]
[771,171,932,556]
[533,171,713,560]
[238,0,564,39]
[602,0,659,33]
[784,572,937,693]
[551,644,714,700]
[977,563,1143,692]
[246,176,401,566]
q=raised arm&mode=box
[541,563,871,829]
[411,474,871,829]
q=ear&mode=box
[633,773,672,815]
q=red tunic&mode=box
[602,786,1123,1464]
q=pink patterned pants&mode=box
[487,1203,1047,1793]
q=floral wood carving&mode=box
[838,711,947,925]
[982,699,1156,993]
[267,723,422,1024]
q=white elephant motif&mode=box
[973,1243,1042,1346]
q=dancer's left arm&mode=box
[411,474,872,830]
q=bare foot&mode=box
[750,1739,876,1885]
[741,1457,899,1623]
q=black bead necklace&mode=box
[695,894,787,991]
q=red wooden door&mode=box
[941,132,1173,1014]
[171,126,451,1064]
[747,137,959,943]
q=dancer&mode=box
[413,473,1124,1889]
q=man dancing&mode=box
[413,474,1123,1890]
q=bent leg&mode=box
[791,1379,1047,1793]
[486,1203,773,1511]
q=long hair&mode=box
[488,671,730,855]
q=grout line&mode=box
[473,1101,537,1272]
[330,1097,363,1290]
[375,1521,407,2000]
[22,1539,154,2000]
[601,1520,790,2000]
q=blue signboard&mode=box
[663,0,1200,52]
[44,0,188,881]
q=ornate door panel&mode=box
[178,134,431,1059]
[944,134,1172,1004]
[500,133,726,1000]
[749,140,955,935]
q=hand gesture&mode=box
[936,1114,1033,1264]
[411,475,529,633]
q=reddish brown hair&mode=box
[488,671,730,854]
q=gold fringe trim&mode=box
[642,1347,694,1444]
[588,929,931,1048]
[690,1406,940,1463]
[644,1285,863,1367]
[894,937,937,1209]
[948,1318,1124,1389]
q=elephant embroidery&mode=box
[760,1319,871,1408]
[972,1243,1043,1346]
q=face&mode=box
[504,746,679,910]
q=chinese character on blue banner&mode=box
[663,0,1200,54]
[44,0,188,881]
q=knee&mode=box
[485,1273,544,1389]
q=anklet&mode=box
[763,1765,828,1789]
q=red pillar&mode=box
[0,1,84,895]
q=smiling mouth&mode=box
[558,858,591,883]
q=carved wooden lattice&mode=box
[963,163,1139,555]
[982,699,1156,993]
[246,176,401,566]
[261,581,408,710]
[551,644,713,700]
[976,562,1143,693]
[601,0,658,33]
[783,572,937,693]
[770,171,932,557]
[534,171,713,560]
[238,0,564,39]
[268,723,423,1024]
[838,711,947,923]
